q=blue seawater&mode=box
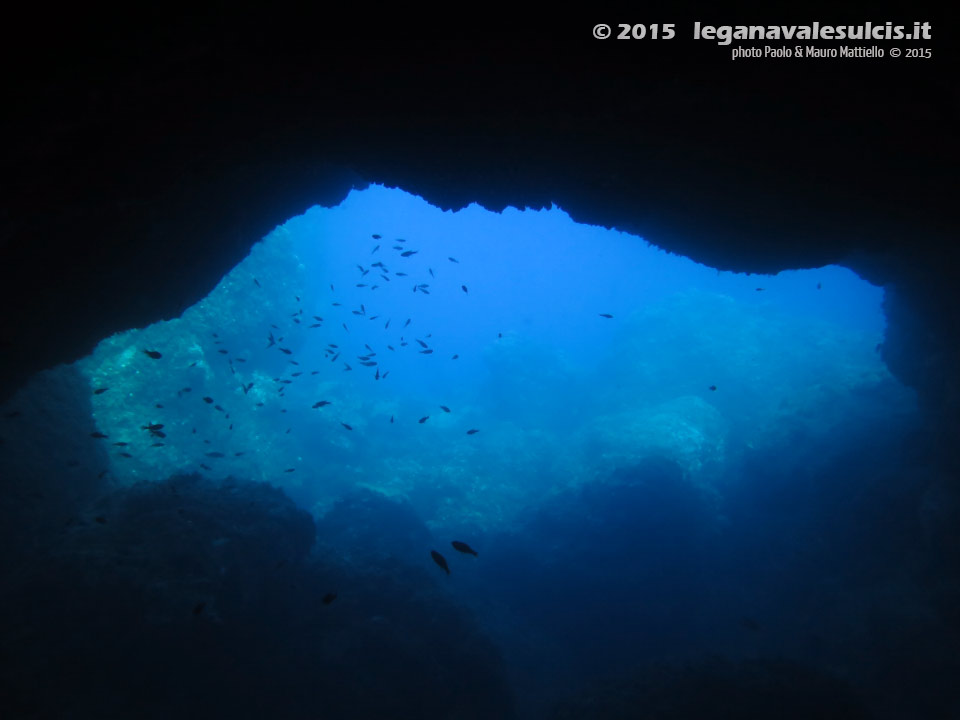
[1,185,929,718]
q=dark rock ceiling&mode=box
[2,10,956,439]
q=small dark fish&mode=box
[119,452,133,458]
[466,429,480,435]
[151,442,165,447]
[254,278,261,288]
[235,358,246,363]
[313,316,323,321]
[416,338,429,348]
[93,387,109,395]
[419,349,433,355]
[419,416,429,424]
[461,285,468,293]
[381,371,389,379]
[94,516,107,525]
[431,550,450,575]
[312,400,331,408]
[141,423,164,431]
[203,397,214,404]
[218,349,228,354]
[199,463,211,470]
[451,540,477,556]
[193,602,206,616]
[332,302,341,306]
[390,415,394,423]
[708,385,717,391]
[395,271,408,277]
[449,257,459,263]
[342,323,349,332]
[440,405,451,413]
[451,354,459,360]
[429,268,435,278]
[372,233,382,239]
[816,282,822,290]
[266,332,275,348]
[151,430,167,438]
[234,452,245,456]
[372,262,384,268]
[279,348,292,355]
[341,422,353,431]
[498,333,502,338]
[309,323,322,328]
[91,431,109,439]
[328,343,339,348]
[356,283,367,288]
[343,363,352,371]
[214,403,226,410]
[205,452,225,458]
[400,250,418,257]
[393,245,403,250]
[372,245,380,254]
[284,468,296,473]
[242,382,254,395]
[387,345,395,351]
[404,318,411,328]
[396,238,406,243]
[322,592,337,605]
[755,287,765,292]
[143,350,162,359]
[291,372,302,377]
[331,352,340,362]
[360,361,377,367]
[599,313,613,319]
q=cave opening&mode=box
[78,184,915,533]
[1,183,943,719]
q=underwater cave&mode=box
[2,185,950,719]
[2,12,958,720]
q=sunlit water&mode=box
[80,185,906,537]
